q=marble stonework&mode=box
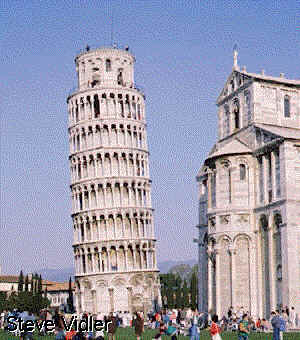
[195,54,300,319]
[67,46,161,314]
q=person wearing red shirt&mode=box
[210,315,222,340]
[66,329,76,340]
[256,318,261,331]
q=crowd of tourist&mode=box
[146,306,299,340]
[0,305,298,339]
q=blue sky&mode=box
[0,0,299,274]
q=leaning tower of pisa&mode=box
[67,46,161,315]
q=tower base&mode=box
[75,270,161,315]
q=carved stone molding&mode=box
[220,215,230,224]
[237,214,249,224]
[209,217,216,226]
[209,217,216,233]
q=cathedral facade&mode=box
[67,46,161,314]
[196,52,300,318]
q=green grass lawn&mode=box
[0,327,299,340]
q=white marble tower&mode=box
[67,46,161,314]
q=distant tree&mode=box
[169,264,192,281]
[26,292,35,313]
[159,274,168,308]
[166,273,176,309]
[17,291,28,312]
[18,270,24,292]
[34,273,39,294]
[182,279,189,308]
[23,290,50,314]
[38,275,43,295]
[2,272,50,313]
[190,272,198,309]
[24,275,29,292]
[7,291,18,310]
[175,275,182,308]
[187,264,199,282]
[30,276,33,293]
[160,273,174,308]
[67,277,74,313]
[0,292,7,312]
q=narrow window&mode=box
[137,104,141,120]
[75,101,79,122]
[284,95,290,117]
[228,167,232,203]
[268,154,272,203]
[80,224,84,241]
[85,191,89,208]
[245,91,251,123]
[230,79,235,92]
[78,163,81,179]
[120,100,124,116]
[275,150,281,198]
[76,135,80,151]
[258,157,264,203]
[117,68,123,85]
[82,255,86,273]
[211,172,216,208]
[132,102,136,119]
[224,105,230,135]
[79,193,83,210]
[141,160,145,176]
[94,94,100,117]
[126,99,131,117]
[233,100,240,129]
[106,59,111,72]
[240,164,246,181]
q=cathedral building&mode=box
[196,51,300,318]
[67,46,161,314]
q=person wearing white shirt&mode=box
[289,307,296,329]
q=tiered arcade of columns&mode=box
[67,46,161,314]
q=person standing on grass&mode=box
[289,306,296,329]
[134,311,144,340]
[163,310,170,326]
[155,311,161,328]
[189,316,199,340]
[238,314,250,340]
[279,311,286,340]
[271,311,281,340]
[55,326,66,340]
[65,328,76,340]
[107,312,118,340]
[210,314,222,340]
[95,328,105,340]
[165,320,178,340]
[22,311,36,340]
[152,320,166,340]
